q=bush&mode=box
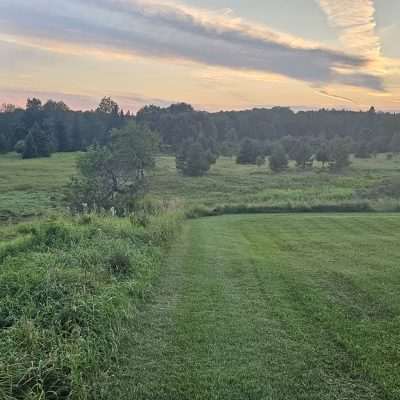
[269,145,289,172]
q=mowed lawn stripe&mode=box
[123,214,400,399]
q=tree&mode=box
[70,115,82,151]
[0,134,7,153]
[329,137,351,169]
[14,140,25,154]
[22,132,37,159]
[24,98,43,129]
[236,138,258,164]
[96,97,119,114]
[1,103,16,113]
[316,144,330,167]
[176,142,212,176]
[256,155,266,167]
[54,119,69,152]
[269,145,288,172]
[390,133,400,154]
[294,142,313,168]
[30,123,52,157]
[67,122,158,212]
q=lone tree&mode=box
[176,141,214,176]
[67,122,158,212]
[269,145,288,172]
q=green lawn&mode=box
[122,214,400,399]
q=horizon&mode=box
[2,95,394,115]
[1,1,400,112]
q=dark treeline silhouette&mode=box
[1,98,400,166]
[0,97,131,158]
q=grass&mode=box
[123,213,400,399]
[149,155,400,215]
[0,209,183,399]
[2,152,400,398]
[1,152,400,221]
[0,152,78,221]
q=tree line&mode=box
[1,98,400,174]
[0,97,130,158]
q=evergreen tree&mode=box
[390,133,400,154]
[30,123,52,157]
[22,132,37,159]
[236,138,258,164]
[185,142,211,176]
[70,115,82,151]
[0,133,7,153]
[269,145,289,172]
[329,138,351,169]
[294,142,313,168]
[54,119,69,152]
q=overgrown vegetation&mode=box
[67,122,158,213]
[0,206,182,399]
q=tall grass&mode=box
[0,206,183,399]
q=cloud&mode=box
[317,0,380,61]
[0,0,384,91]
[316,89,357,104]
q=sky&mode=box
[0,0,399,112]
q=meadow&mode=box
[2,152,400,223]
[0,153,77,222]
[2,152,400,399]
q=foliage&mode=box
[176,141,216,176]
[236,138,259,164]
[294,141,313,168]
[67,122,158,212]
[269,145,289,172]
[329,137,351,169]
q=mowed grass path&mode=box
[123,214,400,399]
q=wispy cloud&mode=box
[316,89,357,104]
[0,0,384,91]
[317,0,381,62]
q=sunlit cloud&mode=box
[317,0,381,60]
[0,0,384,91]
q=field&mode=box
[0,152,78,221]
[120,214,400,399]
[150,155,400,214]
[3,152,400,222]
[2,152,400,398]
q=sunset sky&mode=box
[1,0,399,112]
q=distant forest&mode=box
[1,98,400,161]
